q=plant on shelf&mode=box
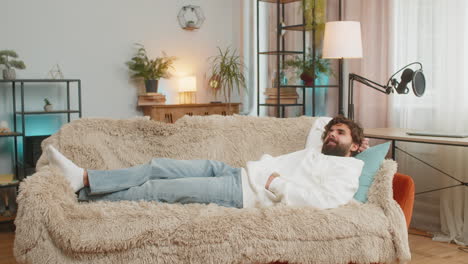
[126,44,177,93]
[0,50,26,80]
[43,98,53,112]
[208,47,246,109]
[284,49,332,86]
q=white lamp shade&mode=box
[179,76,197,92]
[323,21,363,59]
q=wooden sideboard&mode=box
[138,102,241,123]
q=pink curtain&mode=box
[344,0,393,128]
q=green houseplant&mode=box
[126,44,177,93]
[43,98,53,112]
[0,50,26,80]
[284,50,332,86]
[208,47,246,108]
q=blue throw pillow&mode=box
[353,142,391,203]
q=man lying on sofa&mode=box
[47,116,369,209]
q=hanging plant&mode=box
[302,0,327,39]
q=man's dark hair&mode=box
[321,116,364,156]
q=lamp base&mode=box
[179,91,197,104]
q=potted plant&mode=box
[0,50,26,80]
[208,47,247,110]
[126,44,177,94]
[43,98,53,111]
[284,50,332,86]
[185,20,196,29]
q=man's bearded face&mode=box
[321,123,358,157]
[321,136,353,157]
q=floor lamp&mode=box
[322,21,363,116]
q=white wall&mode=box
[2,0,242,118]
[0,0,243,174]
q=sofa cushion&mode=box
[354,142,391,203]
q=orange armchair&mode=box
[392,172,415,228]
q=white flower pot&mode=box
[3,69,16,80]
[44,104,53,112]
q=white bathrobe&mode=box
[241,117,363,209]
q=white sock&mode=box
[46,145,85,192]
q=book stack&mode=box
[264,88,298,104]
[137,93,166,106]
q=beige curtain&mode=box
[344,0,392,129]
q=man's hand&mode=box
[265,172,280,190]
[358,138,370,153]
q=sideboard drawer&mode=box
[139,103,240,123]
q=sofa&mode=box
[14,115,412,264]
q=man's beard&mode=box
[321,138,352,157]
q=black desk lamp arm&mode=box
[347,73,392,119]
[348,73,392,95]
[346,62,424,120]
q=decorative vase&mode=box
[300,72,315,86]
[0,120,10,133]
[3,69,16,80]
[144,80,159,93]
[44,104,53,112]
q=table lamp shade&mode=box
[323,21,363,59]
[179,76,197,92]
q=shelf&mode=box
[260,0,301,3]
[0,132,23,137]
[0,182,19,188]
[281,24,309,31]
[1,79,82,181]
[15,110,80,115]
[0,79,80,83]
[0,214,16,223]
[259,51,303,55]
[257,0,343,117]
[259,103,303,106]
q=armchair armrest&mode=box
[392,172,415,228]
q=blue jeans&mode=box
[78,158,243,208]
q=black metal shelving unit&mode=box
[256,0,342,117]
[0,79,82,179]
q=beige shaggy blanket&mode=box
[14,115,410,264]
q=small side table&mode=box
[138,103,241,123]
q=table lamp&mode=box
[323,21,363,115]
[179,76,197,104]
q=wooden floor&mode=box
[1,223,467,263]
[0,223,16,264]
